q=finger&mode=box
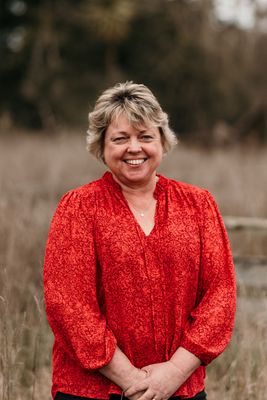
[130,389,154,400]
[141,367,151,376]
[124,380,149,397]
[128,390,146,400]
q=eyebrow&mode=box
[112,131,128,135]
[113,129,148,135]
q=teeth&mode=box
[125,159,145,165]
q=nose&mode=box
[127,137,142,153]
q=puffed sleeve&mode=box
[180,190,236,365]
[43,190,117,370]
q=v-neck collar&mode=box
[102,171,168,238]
[102,170,168,199]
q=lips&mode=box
[123,158,147,165]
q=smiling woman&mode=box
[43,82,236,400]
[86,82,177,162]
[104,114,163,186]
[103,114,164,235]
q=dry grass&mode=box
[0,130,267,400]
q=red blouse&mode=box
[43,171,236,399]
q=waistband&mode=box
[55,390,206,400]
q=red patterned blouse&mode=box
[43,171,236,399]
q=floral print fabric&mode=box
[43,171,236,399]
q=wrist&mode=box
[121,366,141,392]
[170,347,201,377]
[167,360,187,380]
[99,347,140,390]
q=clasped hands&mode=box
[123,361,187,400]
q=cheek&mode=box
[103,144,123,163]
[103,145,113,165]
[103,146,108,163]
[154,143,164,159]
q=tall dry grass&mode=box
[0,131,267,400]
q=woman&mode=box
[43,82,236,400]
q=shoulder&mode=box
[60,175,106,203]
[163,177,222,225]
[53,176,107,220]
[167,177,206,194]
[163,176,213,205]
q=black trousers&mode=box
[55,391,207,400]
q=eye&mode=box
[112,136,128,143]
[140,134,154,142]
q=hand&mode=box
[123,367,147,400]
[124,361,186,400]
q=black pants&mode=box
[55,391,207,400]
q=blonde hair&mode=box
[87,81,177,161]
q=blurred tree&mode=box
[121,0,220,136]
[0,0,266,141]
[1,0,65,129]
[21,0,62,130]
[77,0,136,82]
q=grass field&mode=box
[0,131,267,400]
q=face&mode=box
[104,113,163,187]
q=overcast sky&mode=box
[215,0,267,28]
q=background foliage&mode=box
[1,133,267,399]
[1,2,267,399]
[0,0,267,141]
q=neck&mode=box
[111,173,158,197]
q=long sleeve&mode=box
[180,190,236,365]
[43,190,117,370]
[42,173,236,399]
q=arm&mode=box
[43,191,117,370]
[169,346,201,381]
[124,347,200,400]
[99,346,147,394]
[180,190,236,365]
[125,191,236,400]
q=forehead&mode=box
[108,113,157,133]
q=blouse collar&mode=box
[102,171,168,198]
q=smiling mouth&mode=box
[123,158,147,165]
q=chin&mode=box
[125,173,153,183]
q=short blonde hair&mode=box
[87,81,177,161]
